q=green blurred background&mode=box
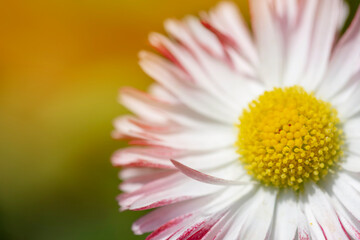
[0,0,358,239]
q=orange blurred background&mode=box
[0,0,358,239]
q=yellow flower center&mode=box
[236,86,344,190]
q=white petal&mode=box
[327,69,360,109]
[341,153,360,173]
[119,87,169,124]
[174,147,238,170]
[270,190,298,240]
[120,168,166,180]
[113,146,238,171]
[336,81,360,120]
[344,117,360,140]
[118,173,181,210]
[112,147,176,169]
[331,172,360,220]
[344,172,360,193]
[348,138,360,157]
[237,188,277,240]
[226,47,257,78]
[120,170,174,193]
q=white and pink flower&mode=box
[112,1,360,239]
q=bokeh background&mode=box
[0,0,359,239]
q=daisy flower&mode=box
[112,0,360,239]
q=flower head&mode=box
[236,86,344,190]
[113,1,360,239]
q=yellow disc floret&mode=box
[236,86,344,190]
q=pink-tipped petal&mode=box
[330,192,360,240]
[145,214,193,240]
[297,206,311,240]
[148,83,179,104]
[133,195,214,235]
[250,0,285,87]
[303,183,349,239]
[298,0,341,91]
[120,85,226,129]
[125,174,223,211]
[318,5,360,100]
[113,114,236,151]
[140,48,238,123]
[205,1,258,65]
[171,160,253,186]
